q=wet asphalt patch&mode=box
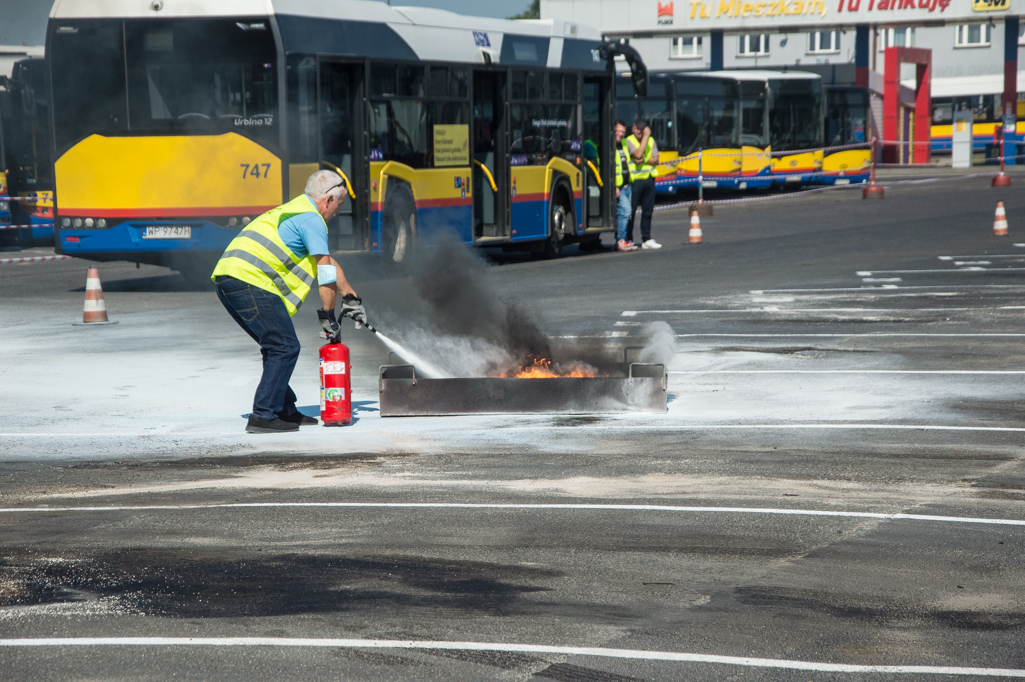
[732,585,1025,632]
[0,550,562,619]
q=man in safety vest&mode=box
[613,120,638,252]
[212,170,367,434]
[625,118,662,250]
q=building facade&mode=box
[542,0,1025,135]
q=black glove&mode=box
[317,308,340,343]
[340,294,368,328]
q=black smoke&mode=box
[412,239,551,368]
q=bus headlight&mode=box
[242,216,251,225]
[72,218,82,227]
[84,218,94,228]
[0,200,8,212]
[228,217,238,227]
[97,218,106,228]
[61,217,71,227]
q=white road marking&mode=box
[5,423,1025,440]
[939,255,1025,260]
[670,370,1025,374]
[0,503,1023,527]
[0,639,1021,677]
[755,284,1025,293]
[954,261,992,266]
[623,308,971,314]
[675,333,1025,337]
[858,267,1025,275]
[862,278,902,283]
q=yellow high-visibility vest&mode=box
[625,134,658,180]
[211,194,321,316]
[615,145,629,188]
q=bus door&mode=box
[318,61,367,251]
[472,70,509,240]
[582,76,612,228]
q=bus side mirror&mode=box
[601,40,648,98]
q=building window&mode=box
[670,36,702,59]
[878,28,915,50]
[808,31,840,54]
[1018,23,1025,45]
[738,34,770,56]
[954,24,991,47]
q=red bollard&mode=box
[863,136,884,199]
[320,342,352,426]
[993,127,1012,187]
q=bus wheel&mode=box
[383,185,417,265]
[540,196,569,260]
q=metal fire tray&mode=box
[378,363,667,416]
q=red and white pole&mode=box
[863,137,885,199]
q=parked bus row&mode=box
[0,56,54,243]
[614,70,871,194]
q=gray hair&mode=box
[305,170,346,202]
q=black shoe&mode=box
[281,410,319,426]
[246,415,300,434]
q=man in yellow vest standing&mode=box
[614,120,638,252]
[212,170,367,434]
[625,118,662,250]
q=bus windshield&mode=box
[616,78,672,151]
[675,77,739,152]
[825,87,868,146]
[769,78,822,152]
[49,18,277,150]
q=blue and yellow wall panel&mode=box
[931,121,1025,152]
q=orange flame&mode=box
[505,358,597,379]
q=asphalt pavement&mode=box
[0,175,1023,681]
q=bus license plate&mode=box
[143,226,192,239]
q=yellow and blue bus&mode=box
[616,70,870,194]
[47,0,646,277]
[616,71,774,193]
[0,57,55,243]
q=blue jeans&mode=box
[215,276,301,421]
[616,183,632,242]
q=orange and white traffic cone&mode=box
[994,201,1009,236]
[75,268,116,325]
[689,210,703,244]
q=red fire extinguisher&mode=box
[319,342,352,426]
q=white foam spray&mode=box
[373,331,450,379]
[639,321,678,367]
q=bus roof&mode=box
[49,0,606,68]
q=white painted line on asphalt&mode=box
[670,370,1025,374]
[675,333,1025,337]
[1,502,1023,527]
[0,639,1021,677]
[862,278,902,283]
[502,424,1025,434]
[5,423,1025,440]
[954,261,992,266]
[622,308,972,314]
[858,267,1025,275]
[755,284,1025,293]
[939,255,1025,260]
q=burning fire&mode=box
[504,358,597,379]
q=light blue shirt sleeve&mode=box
[277,197,329,259]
